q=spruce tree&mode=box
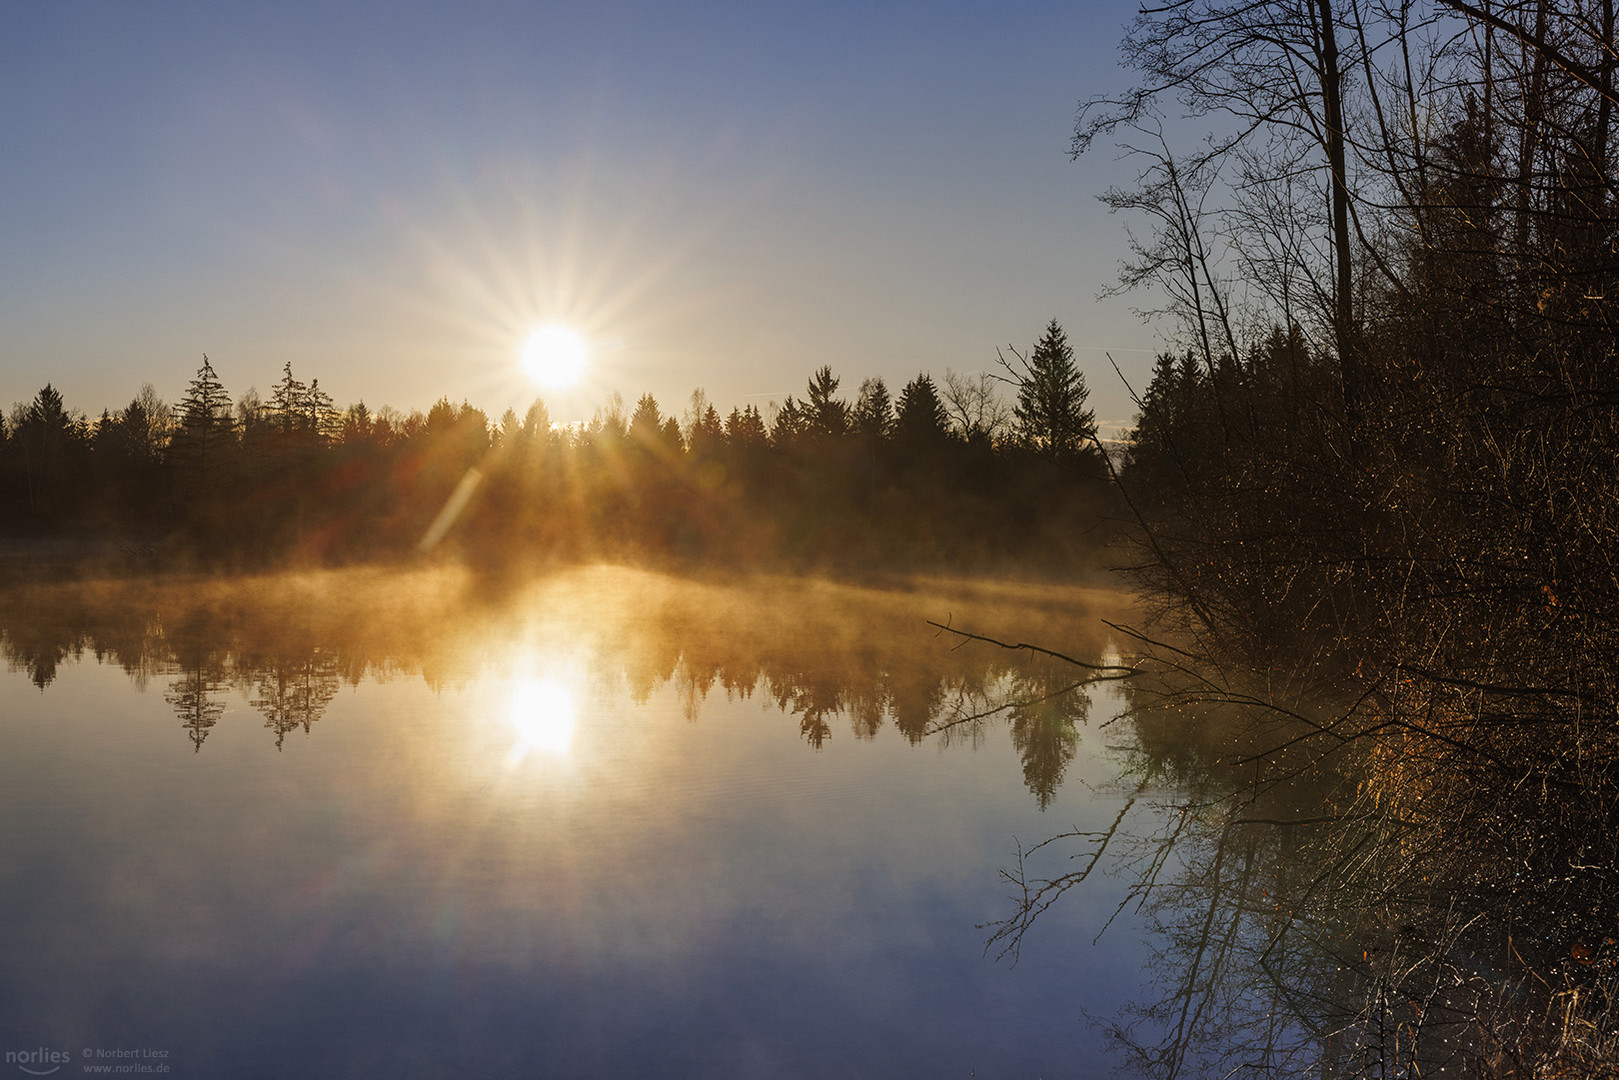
[852,377,894,443]
[268,362,308,440]
[14,385,86,520]
[170,355,236,489]
[770,397,807,448]
[629,393,665,447]
[303,378,338,447]
[1009,320,1096,458]
[726,405,768,453]
[522,399,551,440]
[804,366,850,439]
[894,374,951,447]
[688,404,727,459]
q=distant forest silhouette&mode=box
[0,321,1115,574]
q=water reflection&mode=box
[165,650,229,752]
[251,650,341,751]
[506,676,578,762]
[0,566,1129,809]
[0,566,1143,1079]
[6,567,1605,1076]
[985,650,1619,1079]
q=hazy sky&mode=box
[3,0,1163,433]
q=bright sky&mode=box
[2,0,1162,435]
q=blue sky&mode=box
[2,0,1162,432]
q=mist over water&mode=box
[0,566,1153,1078]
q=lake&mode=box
[0,565,1164,1078]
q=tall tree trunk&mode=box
[1317,0,1358,425]
[1599,0,1614,186]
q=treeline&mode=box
[0,321,1113,573]
[1079,0,1619,1073]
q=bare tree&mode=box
[941,369,1013,445]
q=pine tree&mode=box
[522,398,551,440]
[303,378,338,447]
[268,362,308,440]
[726,405,768,453]
[14,384,87,519]
[770,396,807,448]
[340,402,376,444]
[658,416,684,453]
[804,366,850,439]
[894,374,951,446]
[170,355,236,484]
[1005,320,1096,459]
[852,377,894,443]
[629,393,666,448]
[851,377,895,501]
[426,397,458,437]
[688,404,727,459]
[1125,350,1207,494]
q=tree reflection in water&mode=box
[989,644,1619,1079]
[24,567,1610,1074]
[165,647,230,752]
[249,651,341,750]
[0,567,1128,815]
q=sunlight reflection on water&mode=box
[0,566,1146,1078]
[505,675,578,763]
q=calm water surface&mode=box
[0,567,1155,1078]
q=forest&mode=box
[0,320,1113,576]
[1045,0,1619,1075]
[7,0,1619,1071]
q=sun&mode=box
[520,324,589,389]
